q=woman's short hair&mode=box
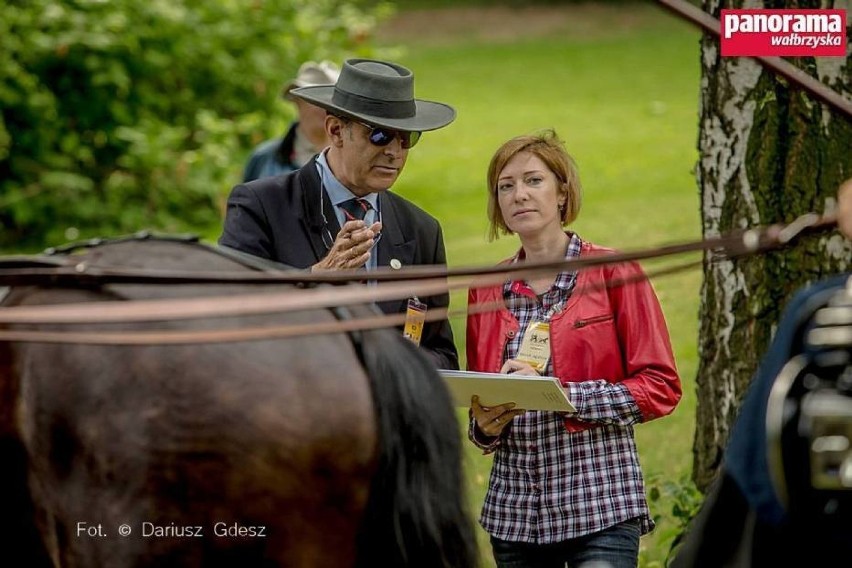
[486,129,582,241]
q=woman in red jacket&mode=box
[466,129,682,568]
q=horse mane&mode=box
[353,320,478,568]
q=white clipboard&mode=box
[438,370,576,412]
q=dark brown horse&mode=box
[0,236,477,568]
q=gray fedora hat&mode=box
[289,58,456,132]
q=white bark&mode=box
[697,43,763,449]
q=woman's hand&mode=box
[500,359,540,376]
[471,395,526,437]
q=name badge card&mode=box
[403,297,427,346]
[517,321,550,372]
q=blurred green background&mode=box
[1,1,704,566]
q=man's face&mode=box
[327,116,409,196]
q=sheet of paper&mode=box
[438,370,576,412]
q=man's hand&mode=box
[311,220,382,271]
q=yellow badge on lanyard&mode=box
[403,297,427,346]
[517,321,551,372]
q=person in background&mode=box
[465,129,682,567]
[220,58,459,370]
[242,60,341,182]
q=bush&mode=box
[0,0,392,250]
[645,474,704,566]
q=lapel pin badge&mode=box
[390,258,402,270]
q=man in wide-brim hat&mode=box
[220,58,459,370]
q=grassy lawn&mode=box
[373,3,703,566]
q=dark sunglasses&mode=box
[341,116,421,149]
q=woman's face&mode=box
[496,152,565,239]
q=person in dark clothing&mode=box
[221,58,459,370]
[242,60,340,182]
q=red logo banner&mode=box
[721,9,847,57]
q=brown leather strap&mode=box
[0,211,835,290]
[0,311,415,345]
[0,212,837,344]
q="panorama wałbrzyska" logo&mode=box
[721,9,846,57]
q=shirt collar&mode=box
[315,150,380,211]
[506,232,583,296]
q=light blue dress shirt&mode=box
[315,151,381,271]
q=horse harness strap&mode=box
[0,211,837,290]
[0,211,839,345]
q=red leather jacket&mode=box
[466,241,681,432]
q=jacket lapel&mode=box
[298,161,341,262]
[376,192,416,269]
[376,193,416,314]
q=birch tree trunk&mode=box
[693,0,852,490]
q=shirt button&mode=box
[528,444,537,451]
[531,483,540,492]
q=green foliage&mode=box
[645,475,704,567]
[393,0,640,8]
[0,0,393,250]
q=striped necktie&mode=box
[338,198,371,221]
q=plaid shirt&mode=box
[469,233,652,543]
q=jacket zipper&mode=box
[573,314,613,328]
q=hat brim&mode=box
[290,85,456,132]
[281,81,299,99]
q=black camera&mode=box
[767,277,852,539]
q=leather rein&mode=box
[0,211,837,345]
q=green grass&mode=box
[376,3,703,566]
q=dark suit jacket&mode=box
[219,159,459,370]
